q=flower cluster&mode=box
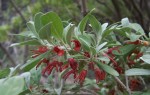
[32,40,107,85]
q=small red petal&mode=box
[68,58,78,70]
[53,46,65,56]
[72,40,81,51]
[75,69,87,85]
[114,66,124,74]
[63,70,75,80]
[84,52,90,58]
[94,68,106,83]
[103,53,118,66]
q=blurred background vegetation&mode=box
[0,0,150,68]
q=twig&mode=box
[9,0,26,24]
[113,76,131,95]
[74,0,87,17]
[0,43,16,66]
[81,0,87,17]
[9,0,29,63]
[125,76,131,95]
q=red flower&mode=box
[36,58,49,69]
[53,46,64,56]
[129,79,141,91]
[75,69,87,85]
[84,52,90,58]
[103,53,118,66]
[94,68,106,83]
[68,58,78,70]
[72,40,81,51]
[114,66,123,74]
[33,46,48,54]
[42,61,63,76]
[63,69,77,80]
[59,64,69,72]
[106,46,120,55]
[125,40,141,45]
[135,52,143,59]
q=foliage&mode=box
[0,11,150,95]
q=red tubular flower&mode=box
[103,53,118,66]
[114,66,123,74]
[129,79,141,91]
[75,69,87,85]
[68,58,78,70]
[53,46,64,56]
[31,54,39,58]
[63,69,77,80]
[59,64,69,72]
[42,61,63,76]
[125,40,141,45]
[72,40,81,51]
[135,52,143,59]
[94,68,106,83]
[42,64,54,76]
[106,46,120,55]
[84,52,90,58]
[36,58,49,69]
[33,46,48,54]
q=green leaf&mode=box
[27,21,38,38]
[34,12,44,33]
[102,25,118,39]
[10,39,40,47]
[69,54,84,59]
[38,22,52,39]
[140,54,150,64]
[18,89,31,95]
[101,23,108,33]
[9,64,21,77]
[89,14,101,34]
[97,56,110,62]
[0,68,10,79]
[0,76,25,95]
[21,51,50,72]
[12,31,35,38]
[78,15,89,34]
[30,67,41,85]
[128,23,145,35]
[125,68,150,76]
[95,60,119,76]
[20,72,31,87]
[90,46,96,55]
[41,12,63,39]
[96,42,107,52]
[78,35,91,51]
[126,32,142,41]
[63,23,74,45]
[121,18,130,27]
[113,44,136,56]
